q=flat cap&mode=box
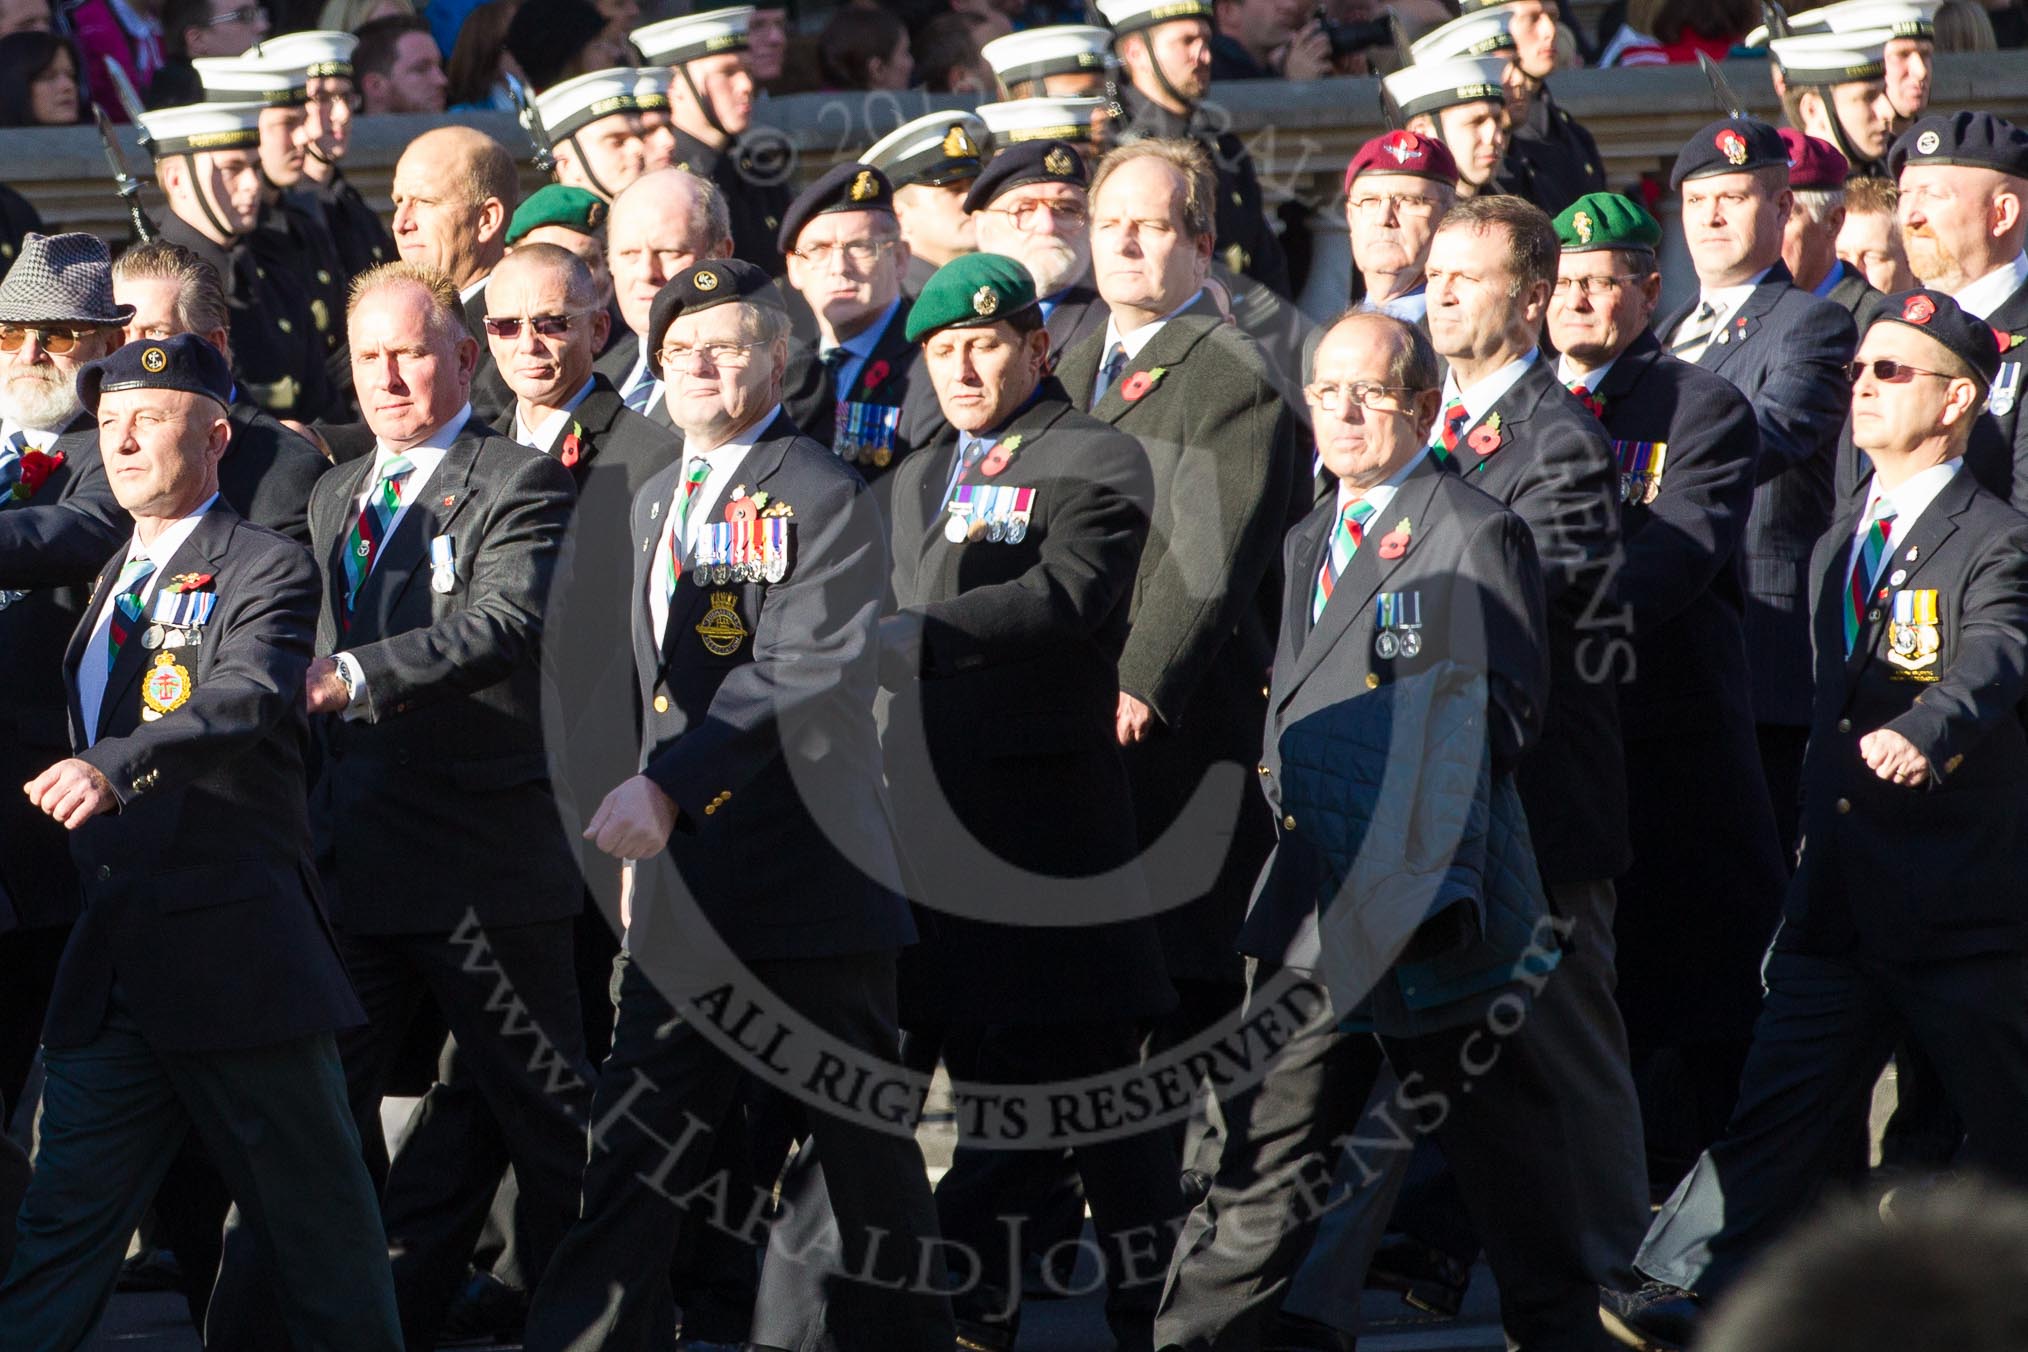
[79,333,233,414]
[904,253,1037,342]
[778,162,894,253]
[1344,129,1458,189]
[964,140,1087,212]
[1870,288,2001,385]
[507,184,609,245]
[646,258,782,376]
[1671,116,1789,190]
[1889,111,2028,180]
[1553,192,1661,251]
[1094,0,1214,38]
[1780,128,1851,189]
[864,112,988,188]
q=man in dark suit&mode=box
[523,259,952,1352]
[1055,137,1300,1072]
[0,334,399,1351]
[1781,130,1885,330]
[1662,115,1858,856]
[778,164,939,485]
[1603,291,2028,1352]
[968,141,1110,367]
[210,263,594,1351]
[1547,192,1790,1180]
[0,235,133,1194]
[598,167,735,431]
[1158,311,1620,1351]
[879,253,1176,1352]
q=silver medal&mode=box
[1375,630,1400,660]
[431,567,455,595]
[986,516,1005,543]
[164,628,187,649]
[945,513,968,543]
[766,555,786,583]
[1006,517,1028,544]
[141,624,164,649]
[1399,631,1422,658]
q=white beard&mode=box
[0,366,82,432]
[1019,240,1088,299]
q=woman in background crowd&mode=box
[446,0,522,111]
[0,31,83,127]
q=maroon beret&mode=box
[1779,128,1851,191]
[1344,130,1460,192]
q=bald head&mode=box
[391,127,520,289]
[489,243,600,313]
[608,168,735,339]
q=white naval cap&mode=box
[536,67,642,141]
[1768,27,1891,83]
[1382,55,1509,120]
[1751,0,1936,42]
[193,50,310,106]
[980,25,1114,86]
[135,101,265,158]
[1409,9,1517,63]
[633,65,673,112]
[249,30,358,80]
[863,110,990,186]
[976,96,1110,145]
[1093,0,1214,38]
[631,6,753,66]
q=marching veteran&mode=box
[1605,290,2028,1350]
[879,254,1177,1352]
[0,334,399,1350]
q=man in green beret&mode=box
[508,184,618,325]
[1547,190,1789,1196]
[878,251,1181,1352]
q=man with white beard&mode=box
[967,140,1109,365]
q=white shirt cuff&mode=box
[334,651,369,721]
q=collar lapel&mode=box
[1088,297,1220,424]
[352,427,485,627]
[1595,331,1661,405]
[98,511,234,742]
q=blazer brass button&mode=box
[1836,798,1852,815]
[1282,814,1296,831]
[654,695,670,713]
[1837,718,1851,733]
[96,865,111,880]
[1365,673,1380,689]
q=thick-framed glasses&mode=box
[1551,274,1643,299]
[1845,359,1955,384]
[978,200,1090,231]
[659,340,761,369]
[1305,381,1423,413]
[1348,193,1441,219]
[791,239,895,267]
[482,313,582,339]
[0,325,96,355]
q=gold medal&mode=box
[695,591,748,657]
[140,652,192,718]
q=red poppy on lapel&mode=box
[981,433,1022,477]
[559,421,584,468]
[726,496,758,525]
[1120,366,1167,402]
[1467,424,1502,457]
[862,359,891,391]
[1377,530,1410,559]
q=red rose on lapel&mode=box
[13,448,64,500]
[1466,424,1502,457]
[862,359,891,391]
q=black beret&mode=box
[1870,288,2002,387]
[645,259,784,377]
[1671,116,1789,191]
[776,163,894,254]
[78,333,233,414]
[1888,111,2028,181]
[963,141,1088,214]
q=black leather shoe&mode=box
[437,1270,528,1346]
[1365,1234,1470,1319]
[1599,1280,1700,1351]
[1263,1310,1358,1351]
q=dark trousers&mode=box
[1637,945,2028,1301]
[0,1001,399,1351]
[0,923,68,1127]
[918,1020,1185,1352]
[209,918,595,1352]
[523,948,954,1352]
[1756,724,1809,867]
[1155,960,1615,1352]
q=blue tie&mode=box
[623,359,657,415]
[1093,342,1127,409]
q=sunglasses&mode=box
[481,313,580,339]
[1845,358,1955,384]
[0,324,99,355]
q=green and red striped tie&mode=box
[104,555,156,668]
[661,456,713,604]
[1430,397,1468,461]
[343,455,413,622]
[1844,500,1896,654]
[1313,497,1377,623]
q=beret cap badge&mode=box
[973,285,999,316]
[695,269,720,291]
[141,346,167,373]
[850,170,879,202]
[1917,129,1940,154]
[1573,211,1593,244]
[1044,147,1075,175]
[1902,294,1936,325]
[1717,128,1749,165]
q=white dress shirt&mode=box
[0,418,67,456]
[1101,288,1207,364]
[1952,252,2028,321]
[1556,352,1617,393]
[647,405,781,646]
[77,493,218,745]
[1853,461,1962,572]
[1681,266,1773,342]
[1333,444,1432,520]
[1444,349,1541,423]
[333,405,472,714]
[512,377,596,452]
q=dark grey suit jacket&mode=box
[594,329,677,431]
[50,505,363,1052]
[1660,260,1858,727]
[780,296,941,488]
[307,417,582,935]
[626,412,915,964]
